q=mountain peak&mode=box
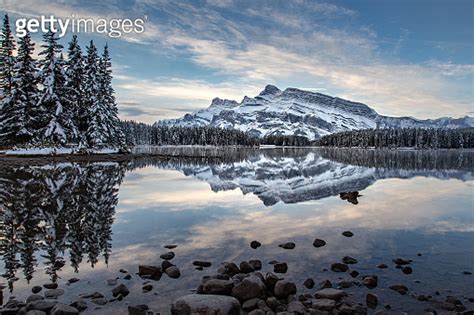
[259,84,281,96]
[210,97,238,108]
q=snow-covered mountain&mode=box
[156,85,473,140]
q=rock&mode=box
[274,280,297,299]
[279,242,296,249]
[250,241,261,249]
[43,283,58,290]
[112,284,129,297]
[463,271,472,275]
[303,278,315,289]
[79,292,104,299]
[26,295,44,303]
[26,300,57,312]
[128,304,149,315]
[342,231,354,237]
[90,298,107,306]
[138,265,162,280]
[249,260,262,271]
[338,280,353,288]
[389,284,408,295]
[203,279,234,295]
[273,262,288,274]
[392,258,410,265]
[445,296,463,305]
[193,261,212,267]
[124,274,132,280]
[349,270,359,278]
[142,284,153,292]
[248,310,265,315]
[162,260,174,271]
[402,266,413,274]
[265,273,279,292]
[312,298,336,311]
[362,275,378,289]
[69,301,87,312]
[239,261,255,274]
[342,256,358,264]
[164,244,177,249]
[50,304,79,315]
[242,298,260,312]
[26,311,47,315]
[106,279,118,286]
[165,265,181,279]
[377,263,388,269]
[319,279,332,289]
[31,286,42,294]
[231,275,266,302]
[67,278,80,284]
[222,262,240,276]
[119,269,128,273]
[287,301,306,314]
[171,294,240,315]
[366,293,378,308]
[315,288,347,300]
[417,294,429,301]
[331,262,348,272]
[160,251,175,260]
[313,238,326,248]
[44,289,64,299]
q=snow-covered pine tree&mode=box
[36,31,78,147]
[98,44,126,149]
[83,40,107,148]
[0,32,39,147]
[65,35,86,146]
[0,14,17,147]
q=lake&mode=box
[0,147,473,314]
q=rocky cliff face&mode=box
[156,85,473,140]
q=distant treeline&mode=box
[120,120,259,146]
[260,135,311,146]
[316,128,473,149]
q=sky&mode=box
[1,0,473,123]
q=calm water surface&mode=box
[0,148,473,314]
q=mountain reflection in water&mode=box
[0,148,472,290]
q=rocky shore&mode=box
[1,231,473,315]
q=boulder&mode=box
[313,239,326,248]
[203,279,234,295]
[314,288,347,300]
[231,275,266,302]
[171,294,240,315]
[274,280,296,299]
[50,304,79,315]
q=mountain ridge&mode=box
[156,85,473,140]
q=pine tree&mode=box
[83,40,107,148]
[0,32,39,147]
[65,35,86,146]
[36,31,77,146]
[0,14,17,147]
[98,44,126,149]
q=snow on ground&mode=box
[4,147,120,156]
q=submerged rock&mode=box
[366,293,378,308]
[160,251,175,260]
[165,266,181,279]
[278,242,296,249]
[164,244,177,249]
[171,294,240,315]
[402,266,413,274]
[138,265,162,281]
[111,284,129,297]
[342,256,358,264]
[331,262,349,272]
[44,289,64,299]
[31,286,42,294]
[250,241,261,249]
[342,231,354,237]
[50,304,79,315]
[389,284,408,295]
[392,258,410,265]
[193,261,212,268]
[43,283,58,290]
[303,278,315,289]
[273,262,288,274]
[313,238,326,248]
[128,304,149,315]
